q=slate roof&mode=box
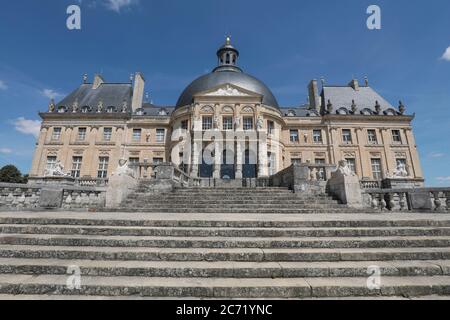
[141,103,175,116]
[321,85,398,115]
[56,83,133,113]
[279,104,320,117]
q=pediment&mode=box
[195,83,262,98]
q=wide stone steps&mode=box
[0,274,449,298]
[0,258,449,278]
[111,208,365,214]
[2,224,450,238]
[1,212,450,298]
[2,234,450,249]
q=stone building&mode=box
[29,37,424,185]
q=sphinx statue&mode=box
[336,160,356,177]
[112,158,134,178]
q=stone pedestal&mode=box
[106,174,138,208]
[328,173,363,209]
[28,176,76,187]
[382,178,425,189]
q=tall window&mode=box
[371,158,382,180]
[52,128,62,141]
[345,158,357,174]
[77,128,87,141]
[132,129,142,142]
[46,156,57,171]
[392,130,402,143]
[181,120,189,130]
[267,121,275,135]
[156,129,165,143]
[243,117,253,131]
[223,116,233,131]
[313,130,323,143]
[367,130,378,144]
[342,129,352,144]
[71,157,82,178]
[290,130,299,143]
[103,128,112,141]
[97,157,109,178]
[202,116,212,131]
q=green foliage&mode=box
[0,165,27,184]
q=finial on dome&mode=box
[226,35,231,45]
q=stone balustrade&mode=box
[76,178,109,187]
[0,182,106,211]
[363,187,450,212]
[360,180,382,189]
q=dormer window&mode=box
[58,106,66,113]
[287,110,296,117]
[136,108,144,116]
[158,109,167,116]
[106,106,115,113]
[81,106,90,113]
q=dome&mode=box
[176,71,279,109]
[176,37,279,109]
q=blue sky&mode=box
[0,0,449,186]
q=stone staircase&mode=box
[0,211,450,299]
[115,183,359,214]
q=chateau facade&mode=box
[29,38,424,184]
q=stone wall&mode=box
[0,182,106,211]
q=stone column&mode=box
[404,128,423,178]
[235,140,243,179]
[380,128,394,175]
[258,131,268,177]
[191,140,200,177]
[213,140,222,179]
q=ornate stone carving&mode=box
[241,106,254,113]
[222,106,234,113]
[44,160,70,177]
[112,159,134,178]
[256,116,264,130]
[121,100,128,113]
[97,100,104,113]
[336,160,356,177]
[200,105,214,113]
[48,99,56,112]
[234,116,241,128]
[205,85,249,97]
[389,162,409,178]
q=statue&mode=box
[398,101,406,115]
[391,162,409,178]
[375,101,381,114]
[214,115,220,129]
[44,160,70,177]
[121,100,128,113]
[256,116,264,130]
[72,99,79,113]
[97,100,104,113]
[48,99,55,113]
[327,100,333,114]
[112,159,134,178]
[336,160,356,177]
[234,116,241,128]
[351,100,357,114]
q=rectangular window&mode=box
[46,156,57,171]
[267,121,275,135]
[129,157,139,177]
[97,157,109,179]
[153,157,164,165]
[367,130,378,144]
[223,116,233,131]
[392,130,402,143]
[156,129,165,143]
[202,116,213,131]
[243,117,253,131]
[290,130,299,143]
[103,128,112,141]
[77,128,87,141]
[313,130,323,143]
[52,128,62,141]
[345,158,357,174]
[181,120,189,130]
[342,129,352,144]
[132,129,142,142]
[291,158,302,165]
[371,158,382,180]
[71,156,82,178]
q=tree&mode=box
[0,165,26,184]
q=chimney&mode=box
[308,79,321,111]
[131,72,145,112]
[348,79,359,91]
[92,74,104,90]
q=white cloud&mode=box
[0,148,12,155]
[0,80,7,90]
[436,176,450,182]
[104,0,139,13]
[441,47,450,61]
[429,152,445,158]
[41,89,63,100]
[12,118,41,138]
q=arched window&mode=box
[226,53,230,64]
